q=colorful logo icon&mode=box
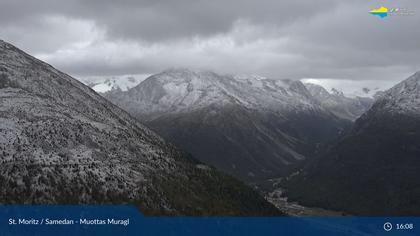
[369,6,389,18]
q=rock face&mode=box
[104,69,350,186]
[285,72,420,216]
[305,83,374,121]
[0,40,282,216]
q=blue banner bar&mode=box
[0,205,418,236]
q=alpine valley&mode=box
[3,38,418,216]
[103,69,372,188]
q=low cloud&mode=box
[0,0,419,88]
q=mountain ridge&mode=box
[304,83,374,121]
[104,68,351,187]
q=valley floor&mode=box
[266,189,345,216]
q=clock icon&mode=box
[384,222,393,231]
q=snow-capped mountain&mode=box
[349,86,383,98]
[81,76,146,93]
[105,68,350,185]
[305,83,374,121]
[370,72,420,116]
[301,78,388,99]
[285,71,420,215]
[107,68,329,119]
[0,40,281,216]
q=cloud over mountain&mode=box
[1,0,419,85]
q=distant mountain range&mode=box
[0,40,281,216]
[81,76,146,93]
[103,69,353,187]
[285,72,420,215]
[305,83,374,121]
[87,71,375,122]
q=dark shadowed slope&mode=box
[285,72,420,216]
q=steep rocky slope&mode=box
[0,40,281,216]
[285,72,420,215]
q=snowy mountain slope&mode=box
[81,76,146,93]
[106,69,326,120]
[370,72,420,116]
[0,40,281,216]
[305,83,374,121]
[285,71,420,215]
[104,68,350,186]
[301,78,388,99]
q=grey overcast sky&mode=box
[0,0,419,90]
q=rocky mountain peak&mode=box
[118,69,330,120]
[372,71,420,116]
[331,88,345,97]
